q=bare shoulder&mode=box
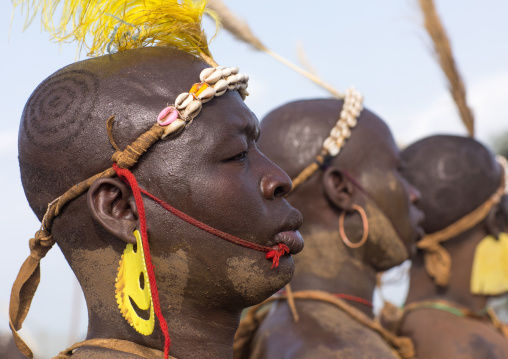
[249,300,399,359]
[401,308,508,359]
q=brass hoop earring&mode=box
[339,204,369,249]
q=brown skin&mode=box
[247,99,423,359]
[18,47,303,358]
[400,135,508,359]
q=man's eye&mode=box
[225,151,248,162]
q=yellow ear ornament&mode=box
[115,229,155,335]
[471,232,508,296]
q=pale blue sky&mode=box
[2,1,508,357]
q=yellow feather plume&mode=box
[14,0,220,60]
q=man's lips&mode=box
[271,231,304,255]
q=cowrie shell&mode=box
[162,119,186,139]
[157,106,179,126]
[238,88,249,99]
[221,67,232,77]
[330,126,341,138]
[200,68,223,85]
[226,75,238,90]
[182,100,202,120]
[214,79,228,96]
[175,93,193,110]
[197,86,216,103]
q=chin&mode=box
[372,246,408,272]
[226,255,295,308]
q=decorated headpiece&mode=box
[9,1,291,358]
[415,0,508,288]
[289,88,364,192]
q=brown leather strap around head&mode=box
[52,338,174,358]
[234,290,416,359]
[417,176,505,286]
[9,118,165,358]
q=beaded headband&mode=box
[290,88,364,192]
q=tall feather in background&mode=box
[417,0,475,137]
[13,0,220,65]
[206,0,343,98]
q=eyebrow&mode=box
[237,119,260,142]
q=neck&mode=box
[406,229,488,312]
[86,295,241,358]
[81,247,241,359]
[290,229,376,317]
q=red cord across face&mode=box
[112,163,289,357]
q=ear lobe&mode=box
[323,167,355,211]
[87,177,139,244]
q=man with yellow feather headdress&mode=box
[9,1,304,358]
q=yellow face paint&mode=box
[471,232,508,296]
[115,230,155,335]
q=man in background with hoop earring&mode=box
[234,98,424,359]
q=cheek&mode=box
[365,171,410,229]
[187,167,265,237]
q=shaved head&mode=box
[258,98,395,179]
[19,47,209,220]
[400,135,501,233]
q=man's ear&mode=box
[322,167,356,211]
[87,177,139,244]
[485,195,508,239]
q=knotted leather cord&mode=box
[9,117,165,358]
[233,290,415,359]
[290,153,327,193]
[417,174,506,287]
[52,338,173,358]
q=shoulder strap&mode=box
[52,338,172,359]
[234,290,415,359]
[404,300,508,340]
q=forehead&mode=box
[191,91,259,144]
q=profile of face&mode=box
[347,113,423,268]
[258,99,423,271]
[19,47,303,318]
[127,90,303,307]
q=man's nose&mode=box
[260,165,292,200]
